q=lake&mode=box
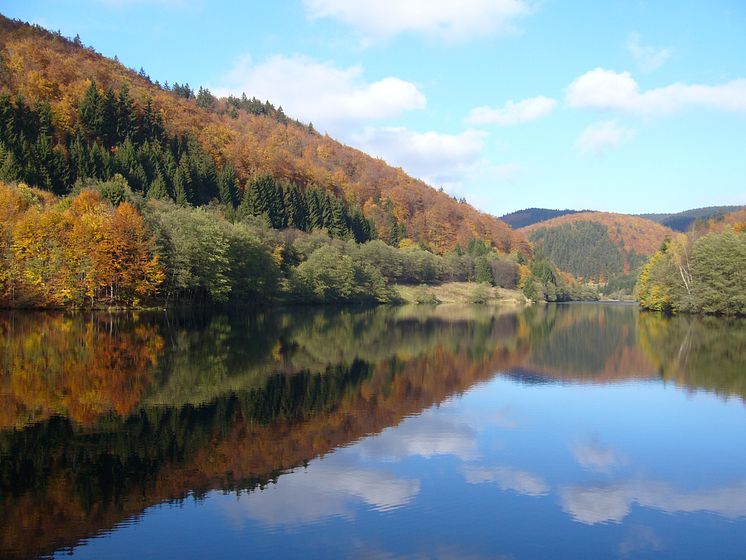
[1,303,745,559]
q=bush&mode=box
[290,245,393,303]
[411,285,440,304]
[469,283,492,304]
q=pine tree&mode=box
[141,97,163,141]
[101,87,118,147]
[267,179,286,228]
[283,183,307,230]
[306,189,323,230]
[79,81,103,138]
[31,134,54,190]
[0,143,21,182]
[114,137,137,176]
[329,196,347,237]
[69,133,93,181]
[173,158,192,205]
[217,163,238,207]
[147,172,170,200]
[116,84,137,142]
[190,147,218,204]
[90,141,112,180]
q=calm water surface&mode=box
[1,303,745,559]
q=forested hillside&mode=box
[639,205,741,232]
[500,208,591,229]
[520,212,674,283]
[0,15,525,255]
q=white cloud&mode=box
[567,68,746,117]
[352,126,488,189]
[625,32,672,74]
[561,479,746,525]
[572,438,627,473]
[467,96,557,125]
[355,409,479,462]
[576,120,636,155]
[213,54,426,135]
[303,0,533,41]
[463,465,549,496]
[225,461,420,527]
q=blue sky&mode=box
[5,0,746,215]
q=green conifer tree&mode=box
[79,81,103,138]
[217,163,238,207]
[147,172,170,200]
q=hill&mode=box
[639,206,741,232]
[0,15,525,255]
[701,206,746,233]
[520,212,675,281]
[500,207,593,229]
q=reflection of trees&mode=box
[0,305,527,559]
[0,312,162,429]
[638,312,746,400]
[518,304,656,381]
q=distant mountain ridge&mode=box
[503,206,743,233]
[638,206,742,232]
[500,208,594,229]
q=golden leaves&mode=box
[0,182,163,308]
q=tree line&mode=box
[1,179,537,307]
[637,225,746,316]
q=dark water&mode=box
[1,303,745,559]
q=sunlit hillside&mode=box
[0,15,526,255]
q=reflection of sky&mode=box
[561,479,746,525]
[64,376,746,559]
[216,376,746,554]
[223,461,420,527]
[354,407,480,462]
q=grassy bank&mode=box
[395,282,529,305]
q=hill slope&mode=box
[0,15,525,254]
[500,207,593,229]
[639,206,741,232]
[520,212,675,281]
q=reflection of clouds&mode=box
[463,466,549,496]
[618,525,664,558]
[228,462,420,526]
[355,409,478,461]
[489,406,518,429]
[561,479,746,524]
[572,437,627,473]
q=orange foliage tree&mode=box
[0,182,163,308]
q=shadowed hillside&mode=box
[500,208,592,229]
[520,212,675,281]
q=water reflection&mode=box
[0,304,745,558]
[225,460,421,527]
[561,478,746,524]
